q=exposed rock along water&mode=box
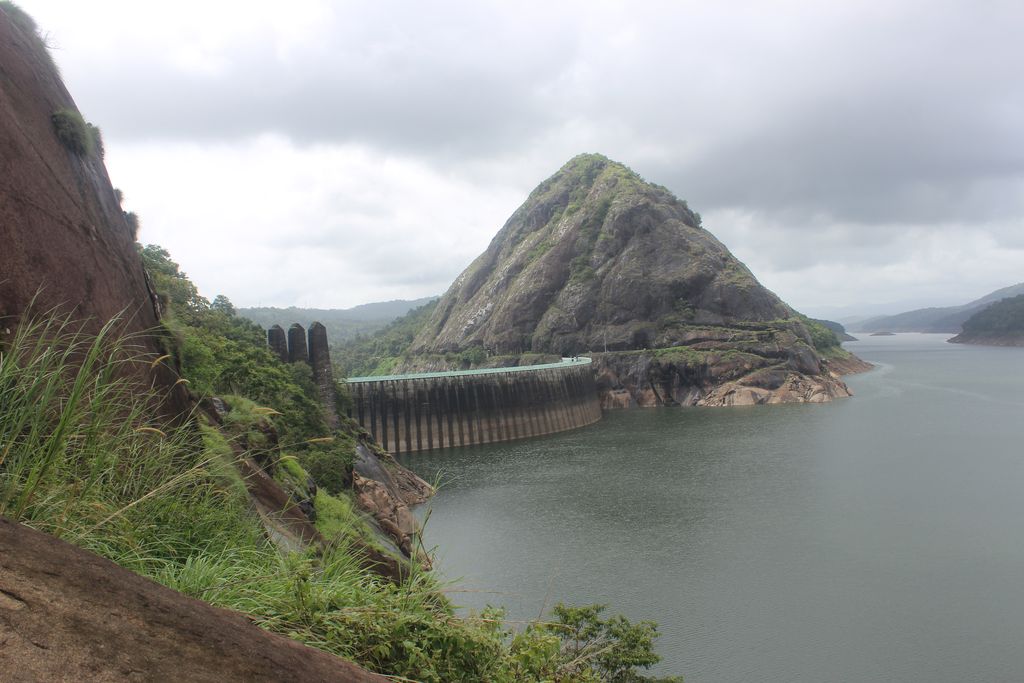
[408,153,869,406]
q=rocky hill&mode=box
[948,294,1024,347]
[854,282,1024,333]
[407,154,868,406]
[0,6,190,414]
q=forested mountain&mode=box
[239,297,436,343]
[949,294,1024,347]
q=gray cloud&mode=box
[50,1,1024,225]
[22,0,1024,311]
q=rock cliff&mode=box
[0,8,187,414]
[410,154,865,405]
[0,8,424,678]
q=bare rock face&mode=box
[412,154,793,356]
[410,154,864,404]
[0,516,388,682]
[0,10,187,415]
[352,443,433,567]
[591,324,867,407]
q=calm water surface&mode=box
[399,335,1024,681]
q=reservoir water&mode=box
[399,334,1024,681]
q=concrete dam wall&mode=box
[347,360,603,455]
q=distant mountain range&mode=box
[239,297,438,343]
[852,283,1024,333]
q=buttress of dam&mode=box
[347,360,603,455]
[269,324,602,455]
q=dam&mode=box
[346,359,603,455]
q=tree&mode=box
[139,244,209,313]
[551,603,680,682]
[211,295,236,316]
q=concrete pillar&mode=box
[287,323,308,364]
[307,321,338,429]
[267,325,288,363]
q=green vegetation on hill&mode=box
[141,245,327,444]
[960,294,1024,333]
[238,297,437,346]
[855,282,1024,333]
[798,315,841,352]
[333,299,439,376]
[812,318,856,342]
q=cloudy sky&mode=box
[20,0,1024,318]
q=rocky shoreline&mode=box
[948,332,1024,347]
[592,348,872,408]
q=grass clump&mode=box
[0,309,261,566]
[51,109,101,156]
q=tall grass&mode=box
[0,310,560,682]
[0,310,258,564]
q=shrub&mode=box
[458,345,487,368]
[297,439,355,495]
[87,122,104,158]
[51,108,98,156]
[124,211,140,240]
[799,316,840,351]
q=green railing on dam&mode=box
[346,358,602,455]
[347,357,592,383]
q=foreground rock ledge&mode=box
[0,517,387,683]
